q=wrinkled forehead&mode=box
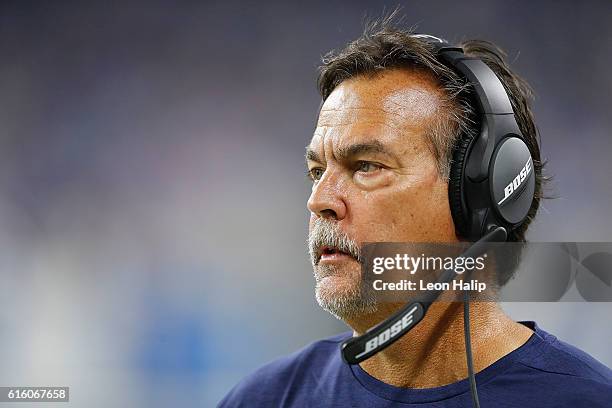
[311,69,444,151]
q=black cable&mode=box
[463,289,481,408]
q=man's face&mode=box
[306,69,457,320]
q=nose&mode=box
[307,170,347,221]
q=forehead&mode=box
[310,69,444,154]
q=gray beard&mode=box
[308,217,378,320]
[313,264,378,321]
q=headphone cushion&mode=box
[448,134,473,238]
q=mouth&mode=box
[317,246,357,264]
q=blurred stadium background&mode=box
[0,1,611,406]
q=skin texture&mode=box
[306,68,533,388]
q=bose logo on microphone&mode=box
[354,305,419,359]
[498,158,532,205]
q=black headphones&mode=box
[413,34,536,241]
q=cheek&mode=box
[395,181,456,241]
[349,177,455,242]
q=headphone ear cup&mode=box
[448,134,473,238]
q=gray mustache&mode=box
[308,218,361,265]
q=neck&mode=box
[345,302,533,388]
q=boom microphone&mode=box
[341,225,508,365]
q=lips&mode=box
[317,245,356,264]
[308,219,361,266]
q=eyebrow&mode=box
[305,141,395,163]
[305,148,322,163]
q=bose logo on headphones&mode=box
[354,305,419,359]
[498,158,532,205]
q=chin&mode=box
[313,265,377,320]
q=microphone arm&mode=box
[341,226,507,365]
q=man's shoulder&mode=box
[218,331,351,407]
[507,323,612,406]
[518,324,612,383]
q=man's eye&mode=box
[307,167,325,181]
[356,161,382,173]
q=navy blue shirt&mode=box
[219,322,612,407]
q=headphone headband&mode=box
[412,34,514,114]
